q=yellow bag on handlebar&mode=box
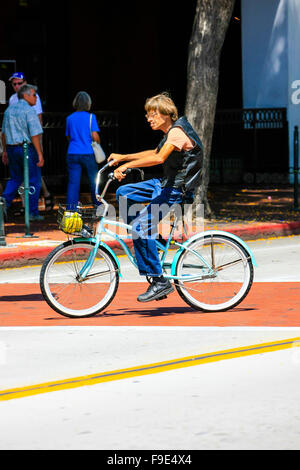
[61,211,83,234]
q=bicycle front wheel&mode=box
[40,240,119,318]
[175,235,253,312]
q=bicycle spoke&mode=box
[210,237,215,270]
[40,242,119,317]
[84,269,118,280]
[175,235,253,311]
[216,258,245,271]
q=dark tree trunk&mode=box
[185,0,235,218]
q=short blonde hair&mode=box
[145,92,178,122]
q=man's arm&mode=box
[1,133,8,165]
[31,134,44,167]
[27,108,44,166]
[108,149,156,166]
[37,113,44,150]
[113,143,176,181]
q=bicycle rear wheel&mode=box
[40,240,119,318]
[175,235,253,311]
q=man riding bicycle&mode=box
[108,92,203,303]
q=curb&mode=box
[0,245,55,269]
[1,221,300,269]
[216,221,300,239]
[0,239,134,269]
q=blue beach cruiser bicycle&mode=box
[40,163,256,318]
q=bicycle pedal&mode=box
[156,295,167,301]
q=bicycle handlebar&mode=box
[107,167,144,181]
[95,162,144,203]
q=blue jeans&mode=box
[116,178,183,277]
[2,144,41,215]
[66,154,100,209]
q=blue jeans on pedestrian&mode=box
[2,144,41,216]
[116,178,183,277]
[66,154,100,209]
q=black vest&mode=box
[156,116,203,192]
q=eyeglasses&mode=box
[12,81,24,87]
[145,111,158,120]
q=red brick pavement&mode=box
[0,282,299,327]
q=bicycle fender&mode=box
[99,240,122,277]
[75,237,122,277]
[171,230,257,275]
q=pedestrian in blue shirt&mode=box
[1,84,44,221]
[65,91,101,209]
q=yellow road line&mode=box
[1,337,299,402]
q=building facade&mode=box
[242,0,300,181]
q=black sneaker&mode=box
[137,278,174,302]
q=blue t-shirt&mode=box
[66,111,100,154]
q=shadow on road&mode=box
[0,293,44,301]
[43,305,257,321]
[103,306,257,317]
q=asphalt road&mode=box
[0,327,300,450]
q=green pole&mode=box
[22,141,37,238]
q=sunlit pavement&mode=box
[0,327,300,450]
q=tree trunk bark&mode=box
[185,0,235,219]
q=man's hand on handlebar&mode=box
[113,165,129,182]
[108,153,124,166]
[107,153,127,181]
[105,155,144,182]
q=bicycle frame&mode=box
[77,213,214,282]
[76,164,256,282]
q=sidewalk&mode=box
[1,186,300,268]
